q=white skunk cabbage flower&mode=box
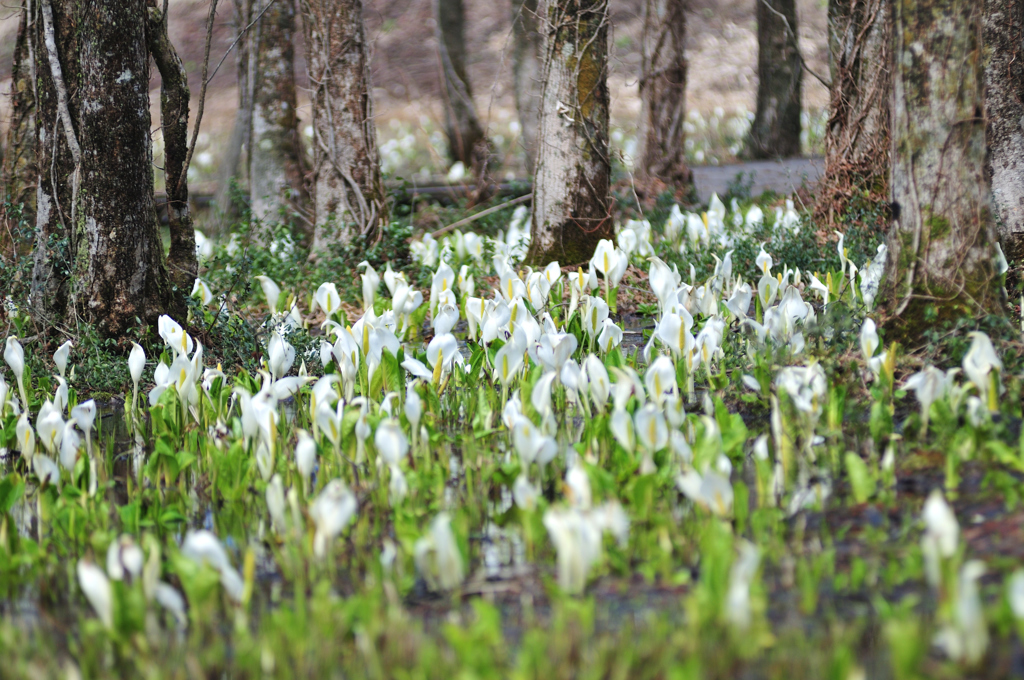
[962,331,1002,412]
[77,560,113,629]
[725,540,761,630]
[53,340,72,379]
[933,561,989,666]
[181,530,245,602]
[414,512,464,591]
[309,480,358,559]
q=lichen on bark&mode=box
[527,0,613,266]
[249,0,307,231]
[30,0,170,339]
[883,0,1005,332]
[304,0,389,250]
[983,0,1024,261]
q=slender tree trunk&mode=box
[984,0,1024,261]
[250,0,308,227]
[747,0,803,158]
[527,0,613,266]
[814,0,890,226]
[304,0,388,248]
[213,0,253,233]
[30,0,170,338]
[512,0,543,173]
[28,0,74,326]
[147,5,197,298]
[884,0,1004,327]
[636,0,691,186]
[434,0,489,171]
[1,1,37,219]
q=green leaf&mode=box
[845,451,875,504]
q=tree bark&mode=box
[884,0,1004,327]
[512,0,543,173]
[304,0,389,248]
[814,0,891,226]
[147,5,197,298]
[747,0,803,158]
[1,1,37,220]
[213,0,254,233]
[434,0,488,171]
[526,0,613,266]
[250,0,308,228]
[636,0,691,186]
[984,0,1024,261]
[30,0,169,338]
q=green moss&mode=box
[925,212,950,240]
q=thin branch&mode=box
[177,0,219,197]
[430,193,531,238]
[206,0,278,85]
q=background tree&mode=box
[984,0,1024,260]
[747,0,803,158]
[304,0,389,249]
[148,4,198,295]
[30,0,175,338]
[527,0,614,265]
[635,0,691,187]
[884,0,1004,327]
[249,0,308,230]
[213,0,256,232]
[511,0,543,173]
[435,0,490,175]
[1,2,36,226]
[814,0,890,227]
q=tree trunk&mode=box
[213,0,254,233]
[147,5,197,298]
[1,1,37,220]
[884,0,1004,327]
[984,0,1024,261]
[814,0,891,226]
[250,0,308,228]
[304,0,388,248]
[434,0,488,171]
[636,0,691,187]
[526,0,613,266]
[747,0,803,158]
[30,0,169,338]
[512,0,543,173]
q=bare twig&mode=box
[206,0,278,85]
[430,193,531,238]
[177,0,220,197]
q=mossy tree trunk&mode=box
[435,0,488,171]
[1,1,37,224]
[984,0,1024,261]
[30,0,170,338]
[512,0,543,173]
[814,0,891,226]
[304,0,388,249]
[636,0,692,187]
[527,0,613,266]
[214,0,255,232]
[250,0,308,229]
[884,0,1005,326]
[147,5,197,297]
[747,0,803,158]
